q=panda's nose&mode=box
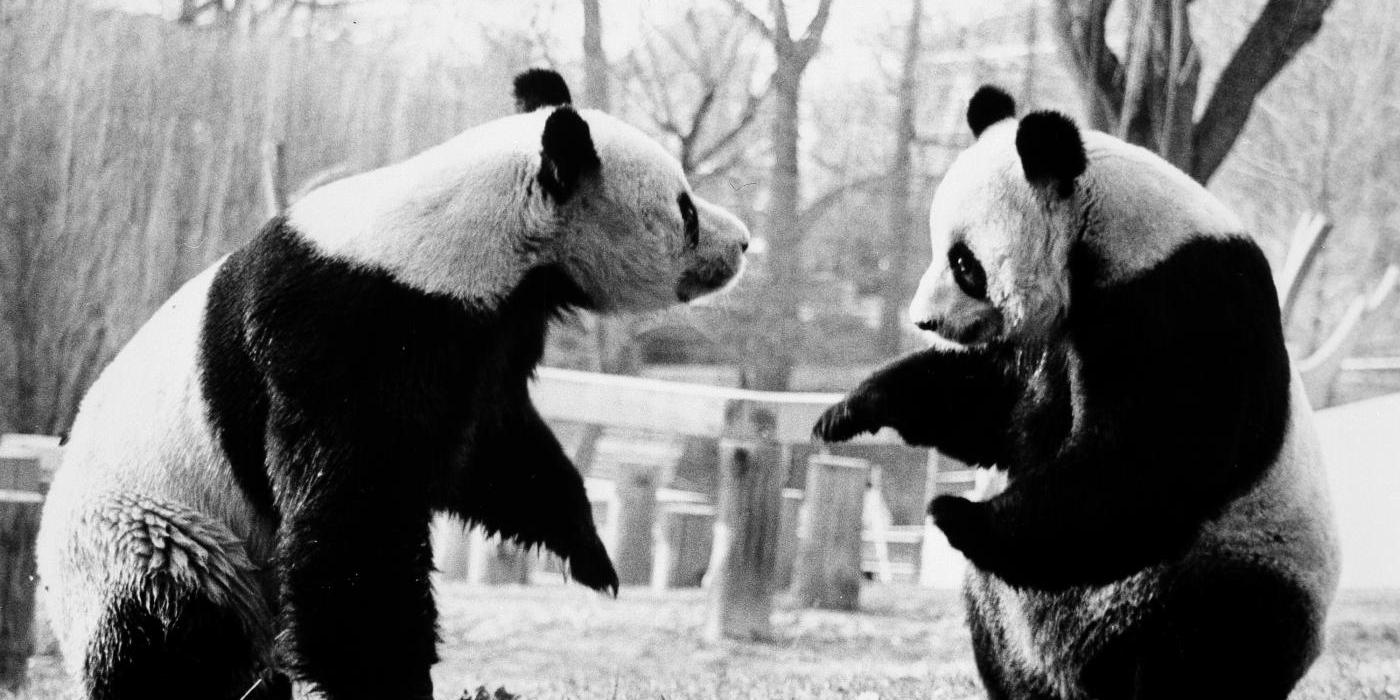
[915,318,939,333]
[740,239,749,253]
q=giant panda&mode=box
[814,86,1339,700]
[37,68,749,700]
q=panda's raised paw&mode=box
[812,397,878,443]
[929,495,993,562]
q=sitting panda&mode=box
[38,68,749,700]
[815,86,1339,700]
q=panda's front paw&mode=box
[566,533,619,596]
[812,393,882,443]
[929,495,995,565]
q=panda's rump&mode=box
[38,262,276,673]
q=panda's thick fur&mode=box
[815,87,1339,700]
[37,69,748,700]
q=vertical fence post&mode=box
[651,501,715,590]
[613,461,658,587]
[703,399,783,642]
[0,453,42,690]
[774,487,805,590]
[792,454,868,611]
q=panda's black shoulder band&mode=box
[967,85,1016,138]
[514,68,573,113]
[1016,110,1086,198]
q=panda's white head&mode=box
[289,69,749,311]
[908,86,1241,348]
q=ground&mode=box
[11,583,1400,699]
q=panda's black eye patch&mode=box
[678,192,699,249]
[948,241,988,300]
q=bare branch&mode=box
[793,0,837,65]
[722,0,776,42]
[1191,0,1335,182]
[1050,0,1123,132]
[693,85,769,165]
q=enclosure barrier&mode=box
[530,368,907,640]
[0,441,48,690]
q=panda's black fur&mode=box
[38,69,749,700]
[816,87,1338,700]
[198,221,605,698]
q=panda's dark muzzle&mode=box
[676,259,739,302]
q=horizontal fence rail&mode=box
[531,367,901,445]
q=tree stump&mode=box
[0,454,42,690]
[791,454,868,611]
[613,461,658,586]
[703,400,783,642]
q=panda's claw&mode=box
[566,534,620,595]
[812,400,871,443]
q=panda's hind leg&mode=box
[80,495,285,700]
[1132,558,1324,700]
[85,588,288,700]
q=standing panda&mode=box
[38,69,749,700]
[815,86,1339,700]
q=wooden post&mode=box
[774,487,805,590]
[0,454,42,690]
[614,461,658,586]
[650,501,715,590]
[792,454,868,611]
[703,400,783,642]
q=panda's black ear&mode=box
[1015,111,1086,198]
[538,106,601,202]
[967,85,1016,138]
[514,68,573,113]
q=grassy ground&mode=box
[11,583,1400,699]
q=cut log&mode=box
[791,454,867,611]
[703,400,784,642]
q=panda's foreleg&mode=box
[269,431,439,700]
[812,346,1016,465]
[445,401,618,594]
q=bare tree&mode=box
[1052,0,1335,182]
[726,0,836,391]
[616,8,769,186]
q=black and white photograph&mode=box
[1,0,1397,698]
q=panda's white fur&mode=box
[39,264,278,681]
[290,107,746,310]
[38,70,748,699]
[816,87,1339,700]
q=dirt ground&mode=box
[11,582,1400,699]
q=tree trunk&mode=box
[748,64,804,391]
[581,0,610,111]
[877,0,923,358]
[1051,0,1334,183]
